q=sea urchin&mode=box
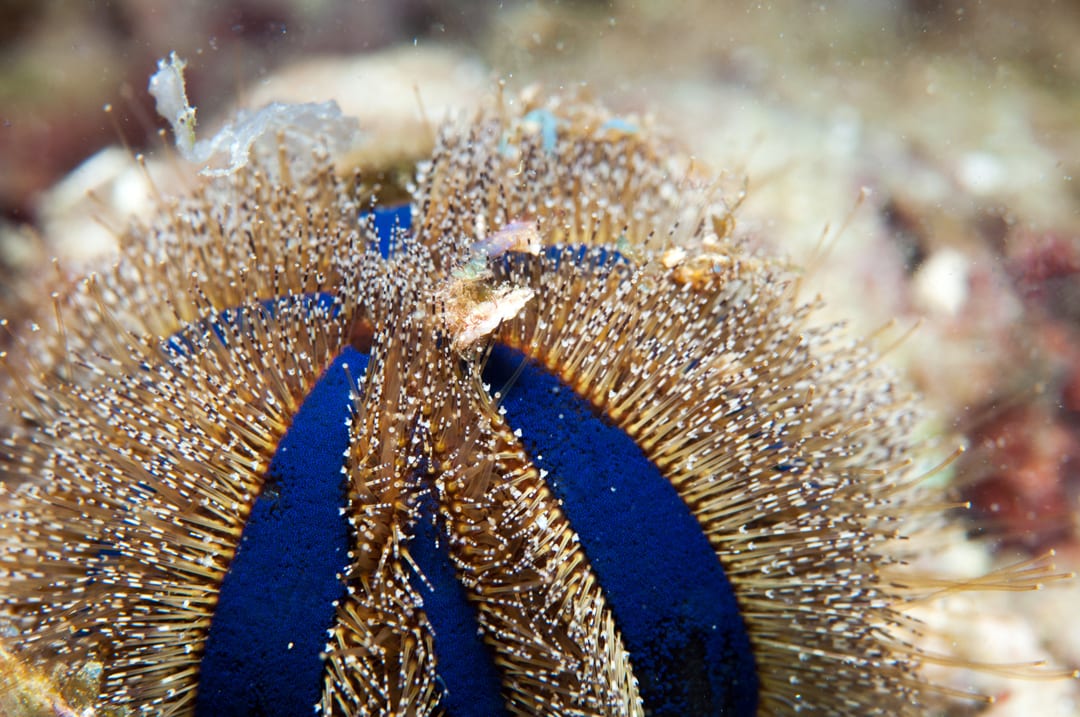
[0,58,1062,716]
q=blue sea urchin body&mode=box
[0,94,941,715]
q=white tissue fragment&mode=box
[148,52,198,156]
[148,52,361,177]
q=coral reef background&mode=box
[2,1,1079,714]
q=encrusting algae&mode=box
[0,54,1074,716]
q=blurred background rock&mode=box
[2,0,1079,713]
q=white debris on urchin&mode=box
[149,51,362,178]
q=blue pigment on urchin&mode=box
[483,345,760,717]
[540,243,630,269]
[363,203,412,258]
[196,346,367,716]
[406,495,510,717]
[521,109,561,152]
[164,293,342,358]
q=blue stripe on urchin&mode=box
[365,203,413,258]
[483,344,760,717]
[407,495,511,717]
[164,293,343,358]
[196,347,366,716]
[193,207,403,713]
